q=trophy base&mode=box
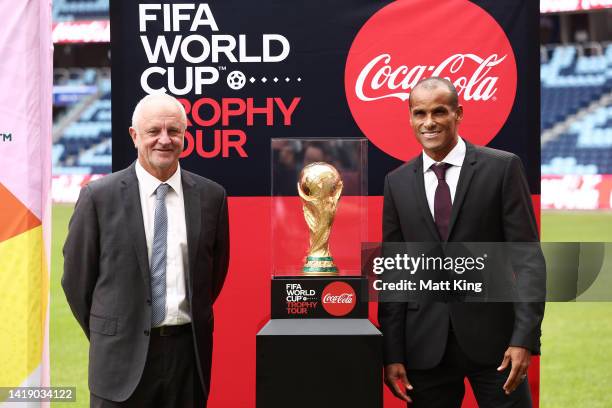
[302,256,338,275]
[302,270,338,276]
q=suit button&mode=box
[146,299,151,305]
[144,330,150,336]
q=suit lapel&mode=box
[121,164,150,288]
[182,170,201,301]
[447,141,478,240]
[410,156,441,241]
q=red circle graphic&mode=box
[345,0,517,161]
[321,281,356,317]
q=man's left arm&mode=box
[211,190,230,303]
[498,154,546,393]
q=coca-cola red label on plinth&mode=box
[345,0,517,161]
[321,282,357,317]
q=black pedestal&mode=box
[256,319,382,408]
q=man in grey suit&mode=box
[63,93,230,407]
[379,78,544,407]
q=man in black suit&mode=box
[63,93,230,407]
[379,77,544,407]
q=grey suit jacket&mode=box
[379,141,545,369]
[62,162,230,401]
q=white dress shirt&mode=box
[135,161,191,327]
[422,136,467,219]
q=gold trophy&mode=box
[297,162,343,275]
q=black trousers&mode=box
[91,326,205,408]
[406,330,532,408]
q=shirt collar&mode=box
[135,160,182,197]
[422,136,466,173]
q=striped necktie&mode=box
[151,183,170,327]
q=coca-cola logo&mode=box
[321,281,356,317]
[323,293,353,304]
[345,0,517,161]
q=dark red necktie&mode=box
[431,163,452,241]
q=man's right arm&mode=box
[62,185,100,340]
[378,175,411,400]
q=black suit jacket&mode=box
[62,163,230,401]
[378,141,544,370]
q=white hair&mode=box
[131,93,187,130]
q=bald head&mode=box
[131,93,187,132]
[409,77,459,109]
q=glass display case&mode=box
[271,138,368,277]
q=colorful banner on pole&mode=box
[0,0,53,405]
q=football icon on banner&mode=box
[227,70,246,90]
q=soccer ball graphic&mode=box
[227,70,246,90]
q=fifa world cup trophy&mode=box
[297,162,344,275]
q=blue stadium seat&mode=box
[541,44,611,131]
[53,77,112,174]
[542,106,612,175]
[53,0,109,22]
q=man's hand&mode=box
[384,363,413,402]
[497,346,531,395]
